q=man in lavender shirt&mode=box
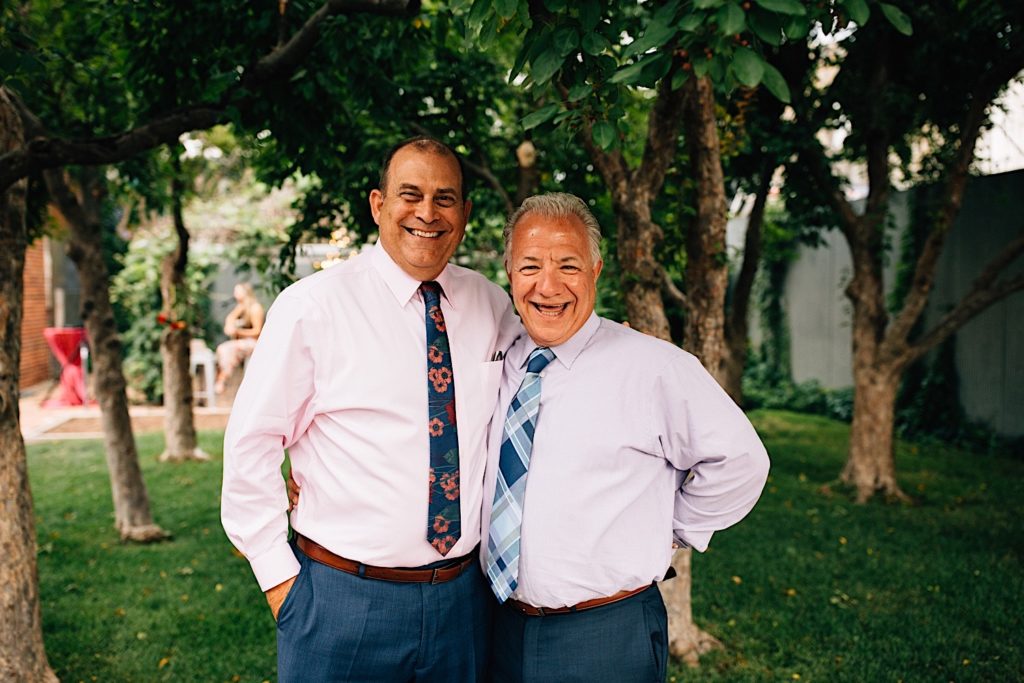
[481,193,770,682]
[222,137,516,682]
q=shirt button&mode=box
[540,371,546,378]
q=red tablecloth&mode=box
[43,327,87,407]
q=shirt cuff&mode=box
[673,529,713,552]
[249,542,301,592]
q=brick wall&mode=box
[20,237,52,389]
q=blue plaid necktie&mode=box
[422,282,460,556]
[484,346,555,602]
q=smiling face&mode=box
[369,146,471,281]
[507,212,603,348]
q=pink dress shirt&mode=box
[222,243,517,591]
[481,313,770,608]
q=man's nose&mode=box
[415,200,437,223]
[536,267,561,296]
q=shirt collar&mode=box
[519,312,600,371]
[370,241,457,308]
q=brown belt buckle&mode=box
[431,568,442,585]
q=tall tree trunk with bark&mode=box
[572,71,725,664]
[159,162,205,462]
[681,76,730,386]
[0,86,59,683]
[43,168,167,542]
[722,162,774,404]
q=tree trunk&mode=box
[615,201,672,341]
[681,76,730,385]
[0,86,59,683]
[841,363,907,502]
[158,163,205,462]
[722,161,773,404]
[43,169,168,542]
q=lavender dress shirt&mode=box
[481,313,770,609]
[222,242,517,591]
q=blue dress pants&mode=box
[277,545,491,682]
[489,585,668,683]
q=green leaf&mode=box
[652,0,683,24]
[694,0,724,8]
[608,52,666,85]
[495,0,519,20]
[530,45,565,85]
[679,14,703,32]
[754,0,806,16]
[553,109,577,124]
[732,47,765,87]
[544,0,568,10]
[748,10,784,45]
[582,32,611,55]
[760,62,791,102]
[521,104,561,130]
[509,32,540,83]
[467,0,491,30]
[693,56,712,78]
[717,2,746,35]
[592,121,616,150]
[553,25,579,57]
[579,0,601,31]
[843,0,870,25]
[567,82,592,101]
[671,68,690,90]
[879,3,912,35]
[784,15,810,40]
[622,18,677,59]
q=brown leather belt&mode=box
[506,583,653,616]
[296,534,476,584]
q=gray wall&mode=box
[780,170,1023,436]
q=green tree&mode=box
[788,0,1024,501]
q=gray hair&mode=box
[503,192,603,268]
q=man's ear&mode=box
[593,258,604,282]
[462,198,473,227]
[369,189,384,225]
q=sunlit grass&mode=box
[27,411,1024,682]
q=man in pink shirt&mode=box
[222,137,515,682]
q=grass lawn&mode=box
[27,410,1023,682]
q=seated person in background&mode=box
[215,283,264,393]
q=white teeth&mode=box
[409,229,442,238]
[533,303,567,317]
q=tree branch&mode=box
[727,161,776,341]
[906,231,1024,362]
[886,88,996,348]
[633,68,687,202]
[0,0,417,192]
[661,267,689,312]
[554,82,630,203]
[798,137,860,242]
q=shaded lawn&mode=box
[27,411,1024,682]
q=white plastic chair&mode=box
[190,339,217,407]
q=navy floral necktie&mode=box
[421,281,460,556]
